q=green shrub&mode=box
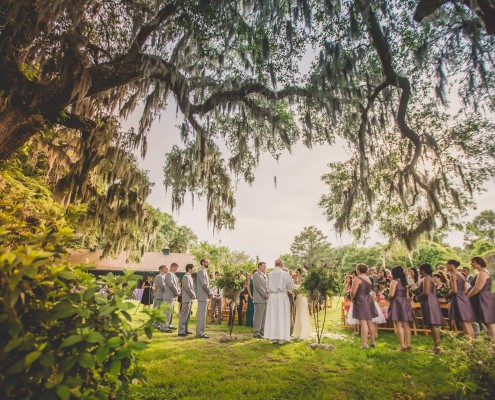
[444,335,495,399]
[0,191,156,399]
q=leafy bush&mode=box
[301,266,343,343]
[215,266,246,335]
[0,188,155,399]
[444,335,495,399]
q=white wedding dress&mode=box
[293,292,312,339]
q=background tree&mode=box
[289,226,333,268]
[339,245,382,273]
[464,210,495,249]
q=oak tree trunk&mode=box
[0,105,45,160]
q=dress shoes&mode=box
[178,333,187,337]
[196,335,209,339]
[185,331,193,335]
[160,328,173,333]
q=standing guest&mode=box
[210,271,223,324]
[196,258,212,339]
[379,269,390,286]
[153,265,168,331]
[369,267,380,294]
[178,264,196,337]
[462,266,474,286]
[409,268,420,290]
[163,263,180,333]
[437,265,446,272]
[351,263,378,349]
[140,275,154,308]
[446,260,475,338]
[467,256,495,338]
[388,266,414,351]
[264,260,297,344]
[237,278,248,326]
[253,262,268,338]
[417,263,443,355]
[246,271,255,327]
[293,268,312,339]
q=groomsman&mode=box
[178,263,196,337]
[196,258,212,338]
[253,262,268,338]
[163,263,180,333]
[153,265,168,330]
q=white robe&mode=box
[263,268,297,341]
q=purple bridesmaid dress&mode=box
[388,279,414,322]
[419,276,443,326]
[449,273,475,322]
[352,276,378,320]
[470,271,495,324]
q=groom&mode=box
[263,259,297,344]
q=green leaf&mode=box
[39,352,55,367]
[25,351,42,365]
[144,327,152,340]
[84,332,104,344]
[465,382,476,392]
[56,384,71,400]
[106,337,123,348]
[58,270,75,280]
[60,335,83,348]
[60,355,77,372]
[131,341,147,351]
[99,305,117,316]
[115,347,130,359]
[53,302,77,318]
[109,359,121,376]
[6,357,26,375]
[94,295,108,305]
[4,337,24,353]
[95,346,109,363]
[82,287,99,300]
[78,352,95,368]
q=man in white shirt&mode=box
[264,259,297,344]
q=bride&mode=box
[293,268,313,339]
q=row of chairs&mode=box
[341,299,462,335]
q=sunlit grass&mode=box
[131,300,456,400]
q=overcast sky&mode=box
[130,101,495,264]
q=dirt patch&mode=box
[309,343,335,351]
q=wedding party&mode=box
[147,255,495,355]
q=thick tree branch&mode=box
[414,0,495,35]
[58,112,98,132]
[190,84,307,115]
[129,2,178,54]
[413,0,449,23]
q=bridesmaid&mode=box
[351,263,378,349]
[417,263,443,355]
[388,266,414,351]
[245,271,255,327]
[467,256,495,338]
[445,259,475,338]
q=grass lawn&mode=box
[132,301,457,400]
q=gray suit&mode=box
[179,273,196,335]
[253,271,267,337]
[162,272,180,329]
[196,267,211,337]
[153,273,166,328]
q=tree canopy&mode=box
[1,0,495,250]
